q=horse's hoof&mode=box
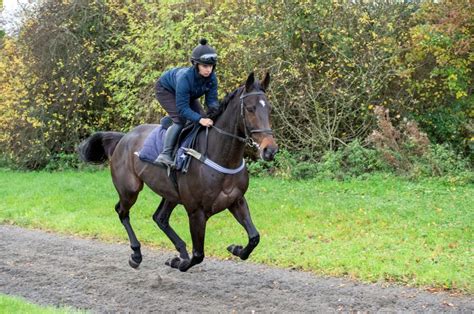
[129,257,141,269]
[165,256,181,269]
[227,244,243,257]
[178,259,190,272]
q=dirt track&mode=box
[0,224,472,312]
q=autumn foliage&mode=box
[0,1,472,169]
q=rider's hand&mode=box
[206,106,220,120]
[199,118,213,127]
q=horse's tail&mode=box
[78,131,125,164]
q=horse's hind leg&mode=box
[115,190,142,268]
[152,199,190,260]
[227,197,260,260]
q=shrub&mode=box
[2,1,471,170]
[316,150,344,180]
[367,106,430,174]
[44,153,82,172]
[247,142,388,180]
[422,144,471,178]
[342,140,387,177]
[398,1,473,155]
[367,105,472,179]
[290,161,319,180]
[246,158,273,178]
[312,140,387,180]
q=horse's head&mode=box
[240,72,278,161]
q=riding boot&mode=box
[155,123,183,167]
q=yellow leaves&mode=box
[387,23,394,32]
[358,13,370,25]
[455,91,467,99]
[0,37,36,141]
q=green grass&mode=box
[0,169,472,293]
[0,294,86,313]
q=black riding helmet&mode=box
[191,38,217,66]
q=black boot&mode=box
[155,123,183,167]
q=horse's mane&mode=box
[208,82,264,121]
[206,87,242,121]
[219,87,241,111]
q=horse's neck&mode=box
[205,98,245,168]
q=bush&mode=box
[367,106,430,174]
[43,153,81,172]
[246,158,273,178]
[247,149,295,179]
[247,143,386,181]
[415,144,472,179]
[291,161,319,180]
[314,140,388,180]
[316,150,344,180]
[399,1,473,155]
[367,106,472,180]
[247,135,471,181]
[2,1,472,170]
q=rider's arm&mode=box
[175,76,202,122]
[205,73,219,109]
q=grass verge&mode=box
[0,294,86,313]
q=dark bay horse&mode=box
[79,72,278,272]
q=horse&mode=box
[78,72,278,272]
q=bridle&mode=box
[195,88,273,172]
[211,89,273,148]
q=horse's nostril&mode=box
[269,147,278,160]
[262,147,276,161]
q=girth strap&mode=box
[184,148,245,175]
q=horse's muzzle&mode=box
[258,136,278,161]
[262,145,278,161]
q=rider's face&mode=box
[197,64,213,77]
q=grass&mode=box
[0,169,472,293]
[0,294,86,313]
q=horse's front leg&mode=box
[227,197,260,260]
[167,210,207,272]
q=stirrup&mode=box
[154,154,175,167]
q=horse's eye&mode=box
[246,105,256,113]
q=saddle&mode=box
[137,117,201,172]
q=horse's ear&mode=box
[261,72,270,91]
[245,72,255,92]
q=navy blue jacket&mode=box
[159,66,219,122]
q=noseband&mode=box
[212,89,273,148]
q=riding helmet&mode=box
[191,38,217,65]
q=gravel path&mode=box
[0,224,472,312]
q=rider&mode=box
[154,38,219,166]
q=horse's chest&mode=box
[212,186,243,212]
[179,172,248,213]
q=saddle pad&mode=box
[137,126,167,164]
[137,124,200,171]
